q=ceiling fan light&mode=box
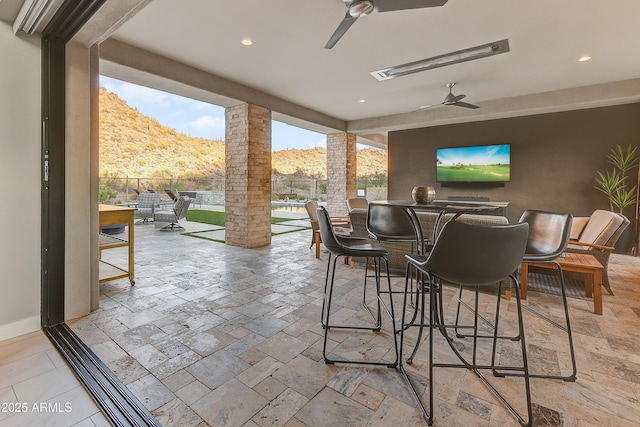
[371,39,510,81]
[349,1,374,17]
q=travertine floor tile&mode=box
[55,215,640,426]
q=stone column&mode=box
[327,133,357,217]
[225,104,272,248]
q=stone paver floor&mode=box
[71,212,640,426]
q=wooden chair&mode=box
[564,209,630,294]
[304,201,350,256]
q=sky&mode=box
[99,76,329,152]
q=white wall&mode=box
[65,45,96,320]
[0,22,42,340]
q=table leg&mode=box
[593,270,603,315]
[585,273,593,298]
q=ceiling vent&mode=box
[370,39,510,81]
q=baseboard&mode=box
[0,315,41,342]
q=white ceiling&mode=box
[6,0,640,145]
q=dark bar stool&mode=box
[400,221,532,426]
[316,206,398,367]
[508,209,576,381]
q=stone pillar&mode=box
[225,104,272,248]
[327,133,357,217]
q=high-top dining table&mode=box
[369,199,513,423]
[368,199,509,337]
[369,199,508,255]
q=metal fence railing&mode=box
[99,175,387,205]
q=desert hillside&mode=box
[99,88,387,179]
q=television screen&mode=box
[436,144,511,183]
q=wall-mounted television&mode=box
[436,143,511,183]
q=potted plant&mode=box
[594,144,639,253]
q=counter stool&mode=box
[400,221,532,426]
[366,203,425,295]
[317,206,398,367]
[507,209,576,381]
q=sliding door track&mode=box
[44,323,161,427]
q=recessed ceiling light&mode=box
[579,55,592,62]
[358,99,366,103]
[241,39,253,46]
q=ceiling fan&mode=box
[421,83,480,110]
[325,0,449,49]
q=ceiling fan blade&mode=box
[453,101,480,109]
[325,12,358,49]
[443,93,465,105]
[375,0,448,13]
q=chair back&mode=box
[174,196,191,220]
[305,200,319,221]
[165,189,178,201]
[137,192,161,208]
[316,206,344,255]
[577,209,627,246]
[424,221,529,286]
[346,198,368,212]
[367,204,415,241]
[518,209,572,261]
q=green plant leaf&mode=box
[594,169,626,196]
[611,186,637,212]
[607,144,639,173]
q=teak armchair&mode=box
[304,201,350,257]
[565,209,629,294]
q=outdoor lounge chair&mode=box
[135,192,162,223]
[564,209,629,294]
[153,196,191,231]
[164,189,178,201]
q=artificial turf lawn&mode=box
[185,210,297,226]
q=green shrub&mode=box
[99,182,117,203]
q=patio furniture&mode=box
[164,189,178,201]
[316,206,398,367]
[153,196,191,231]
[365,203,421,297]
[564,209,629,294]
[400,221,531,426]
[135,192,162,223]
[522,252,603,314]
[507,209,576,381]
[349,208,508,270]
[346,197,368,212]
[178,191,203,208]
[304,200,350,255]
[99,204,135,285]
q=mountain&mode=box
[99,88,387,179]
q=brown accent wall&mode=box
[388,103,640,223]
